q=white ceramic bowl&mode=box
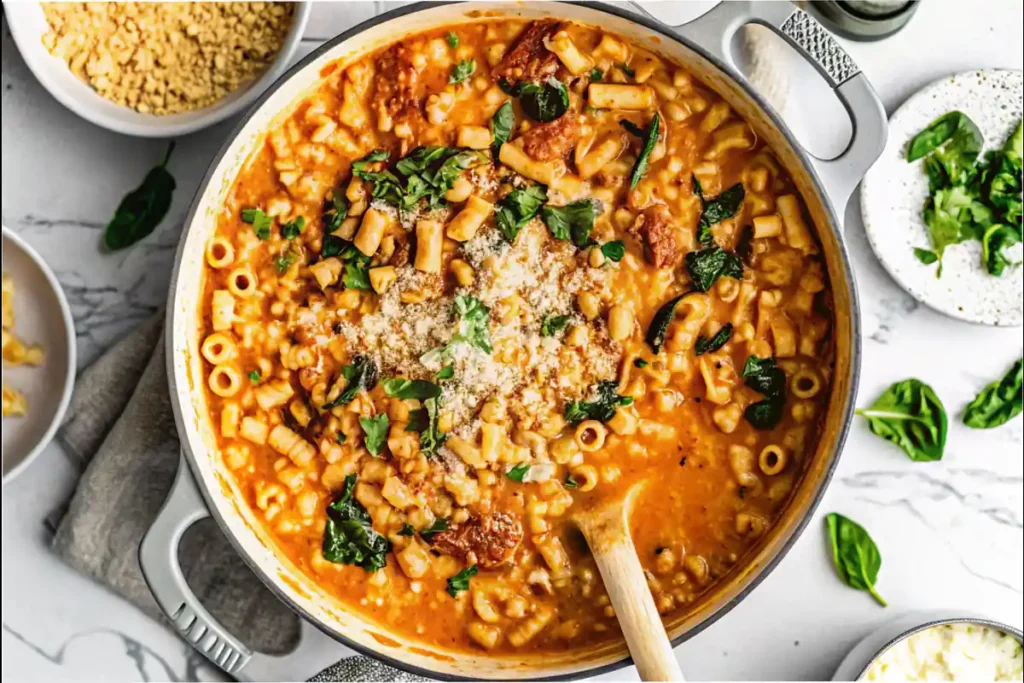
[833,611,1024,681]
[2,226,77,484]
[4,3,312,138]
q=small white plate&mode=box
[861,69,1023,327]
[2,226,76,483]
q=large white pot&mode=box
[141,2,887,680]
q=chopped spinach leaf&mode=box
[742,355,786,430]
[322,355,379,409]
[274,250,297,274]
[359,414,389,457]
[628,113,660,189]
[962,358,1022,429]
[517,77,569,123]
[322,190,349,233]
[590,67,603,82]
[336,432,347,445]
[412,397,446,458]
[693,176,745,246]
[397,523,415,537]
[104,142,176,250]
[446,31,459,48]
[490,101,515,159]
[620,119,645,138]
[684,247,743,292]
[565,380,633,424]
[618,62,636,78]
[646,294,685,354]
[541,200,596,248]
[281,215,305,239]
[600,241,625,262]
[450,59,476,85]
[633,358,649,369]
[913,247,939,265]
[506,464,530,482]
[541,314,571,337]
[695,323,733,356]
[436,365,455,381]
[322,474,390,572]
[495,185,548,242]
[419,517,449,541]
[382,378,442,400]
[453,295,492,353]
[856,378,947,461]
[446,565,478,597]
[241,207,272,240]
[564,473,579,489]
[248,370,261,382]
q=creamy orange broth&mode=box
[199,19,833,653]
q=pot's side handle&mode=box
[637,1,888,212]
[139,455,350,681]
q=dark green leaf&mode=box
[322,475,390,572]
[825,513,886,607]
[856,378,947,461]
[541,314,571,337]
[453,295,492,353]
[241,208,272,241]
[274,250,297,274]
[745,399,784,430]
[981,223,1021,276]
[436,365,455,381]
[104,142,176,250]
[321,234,347,258]
[248,370,261,382]
[913,247,939,265]
[450,59,476,84]
[618,63,635,78]
[382,378,442,400]
[907,111,982,162]
[446,31,459,48]
[541,200,596,248]
[491,101,515,159]
[590,67,603,82]
[495,185,548,242]
[446,565,478,597]
[281,215,305,239]
[506,464,530,482]
[518,78,569,123]
[694,176,745,246]
[620,119,645,138]
[695,323,733,356]
[629,113,660,189]
[359,414,389,457]
[742,355,786,429]
[564,474,579,489]
[322,190,349,233]
[633,358,648,368]
[963,359,1023,429]
[565,380,632,424]
[398,523,416,537]
[419,517,449,541]
[645,294,684,354]
[600,241,625,262]
[336,432,347,445]
[735,224,754,262]
[322,355,379,409]
[416,397,447,458]
[684,247,743,292]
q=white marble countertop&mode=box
[2,1,1022,681]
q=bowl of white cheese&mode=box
[834,612,1023,681]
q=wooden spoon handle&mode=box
[590,533,684,681]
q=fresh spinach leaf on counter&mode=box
[564,380,633,424]
[628,113,661,189]
[694,323,733,356]
[383,378,442,400]
[856,378,947,461]
[449,59,476,85]
[825,513,886,607]
[541,314,571,338]
[646,294,685,354]
[742,355,786,430]
[446,565,478,597]
[322,355,379,409]
[693,175,745,246]
[963,358,1023,429]
[105,142,177,250]
[322,474,390,572]
[281,215,305,239]
[359,414,390,457]
[490,101,515,159]
[495,184,548,242]
[542,200,596,248]
[241,207,272,241]
[684,246,743,292]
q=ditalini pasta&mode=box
[199,18,834,655]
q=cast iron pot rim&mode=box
[164,2,861,680]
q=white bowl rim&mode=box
[4,2,312,138]
[1,225,78,484]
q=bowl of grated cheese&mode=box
[834,611,1024,681]
[5,2,311,138]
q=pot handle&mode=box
[139,454,350,681]
[634,0,888,211]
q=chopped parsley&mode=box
[241,207,272,240]
[446,565,479,597]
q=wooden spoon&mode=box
[571,481,684,682]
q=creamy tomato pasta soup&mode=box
[200,18,833,653]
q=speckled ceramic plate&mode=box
[861,69,1023,327]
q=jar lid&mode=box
[808,1,919,41]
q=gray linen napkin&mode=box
[52,313,418,681]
